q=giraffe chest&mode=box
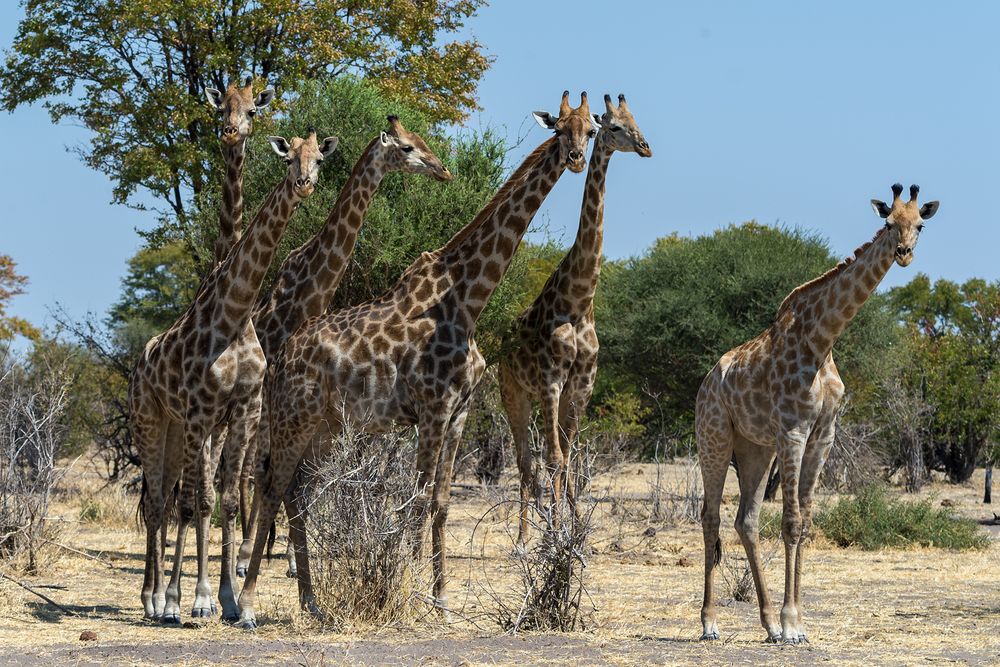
[718,346,843,446]
[506,318,598,397]
[142,326,266,422]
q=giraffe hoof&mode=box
[236,617,258,631]
[700,631,719,641]
[766,632,782,644]
[285,568,297,579]
[160,613,181,625]
[190,605,216,618]
[798,634,809,644]
[236,566,247,578]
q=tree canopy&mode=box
[595,222,899,426]
[1,0,490,222]
[0,254,39,342]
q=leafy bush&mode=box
[815,485,989,551]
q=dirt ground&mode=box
[1,458,998,666]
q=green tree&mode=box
[890,275,1000,482]
[1,0,490,223]
[0,254,39,342]
[596,222,899,429]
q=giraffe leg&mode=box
[132,390,169,620]
[284,477,320,618]
[539,383,566,529]
[696,374,732,641]
[428,403,471,612]
[217,390,261,621]
[411,410,449,562]
[161,422,191,624]
[236,431,256,578]
[188,421,218,620]
[793,416,837,644]
[499,365,534,546]
[732,436,782,642]
[558,364,596,522]
[238,401,270,578]
[776,429,808,644]
[237,376,323,630]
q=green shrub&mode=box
[814,485,989,551]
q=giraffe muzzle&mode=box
[895,245,914,266]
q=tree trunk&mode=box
[985,465,993,505]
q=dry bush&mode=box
[0,350,70,573]
[479,465,596,633]
[720,541,778,603]
[455,370,508,485]
[648,455,702,526]
[77,483,134,529]
[304,424,424,629]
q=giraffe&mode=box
[130,130,339,624]
[205,77,275,264]
[236,91,598,629]
[234,115,453,577]
[696,184,939,643]
[499,93,651,544]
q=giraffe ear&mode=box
[205,88,224,110]
[254,87,275,109]
[380,131,396,147]
[532,111,557,130]
[319,136,340,157]
[870,199,892,219]
[268,136,291,157]
[592,114,603,128]
[919,201,939,220]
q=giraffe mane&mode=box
[775,225,889,318]
[438,137,558,256]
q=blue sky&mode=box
[2,2,999,346]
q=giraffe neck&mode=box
[215,139,247,264]
[399,138,563,326]
[253,138,386,356]
[779,226,896,356]
[544,140,612,316]
[202,176,300,340]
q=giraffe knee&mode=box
[735,513,759,540]
[782,513,802,543]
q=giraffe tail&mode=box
[136,473,148,529]
[265,520,277,563]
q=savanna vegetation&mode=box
[0,2,996,662]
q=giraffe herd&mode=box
[128,79,940,643]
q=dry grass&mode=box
[0,457,997,665]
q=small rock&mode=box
[940,498,955,508]
[182,621,201,629]
[676,556,694,567]
[79,631,98,642]
[643,526,657,538]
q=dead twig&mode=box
[0,571,79,616]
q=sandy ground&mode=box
[1,458,997,666]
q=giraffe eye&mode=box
[247,109,256,117]
[587,129,597,138]
[917,224,924,232]
[402,145,414,153]
[612,125,624,131]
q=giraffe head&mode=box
[871,183,940,267]
[206,77,276,146]
[593,94,652,157]
[532,91,598,173]
[378,116,452,182]
[268,129,339,197]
